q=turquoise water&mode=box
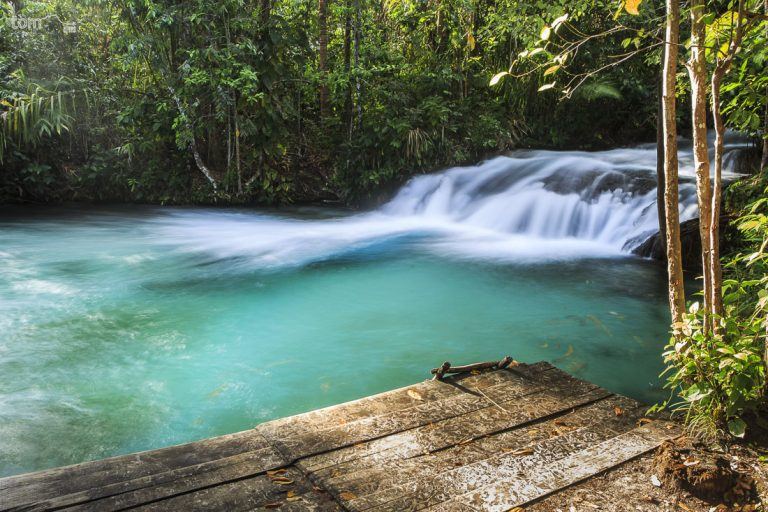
[0,205,672,477]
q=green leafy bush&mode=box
[653,176,768,441]
[654,301,765,439]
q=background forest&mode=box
[0,0,678,205]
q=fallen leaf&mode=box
[286,491,296,498]
[553,420,570,427]
[407,389,423,401]
[678,502,694,511]
[614,406,624,416]
[651,474,662,487]
[287,496,302,502]
[505,447,535,456]
[637,418,653,426]
[267,469,287,476]
[458,437,474,445]
[272,477,294,485]
[339,491,356,501]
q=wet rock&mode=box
[631,218,703,271]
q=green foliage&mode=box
[652,174,768,441]
[652,301,765,440]
[0,79,73,162]
[0,0,665,205]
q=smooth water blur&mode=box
[6,135,747,476]
[0,205,673,477]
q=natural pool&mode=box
[5,142,733,477]
[0,203,674,477]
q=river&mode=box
[0,140,747,476]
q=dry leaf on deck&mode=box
[505,447,535,456]
[614,406,624,416]
[339,491,357,501]
[267,468,287,476]
[407,389,423,401]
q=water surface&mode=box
[0,204,673,477]
[6,140,746,476]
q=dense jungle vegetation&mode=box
[1,0,673,205]
[1,0,768,441]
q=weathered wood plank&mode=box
[260,362,554,441]
[0,363,676,512]
[423,421,683,512]
[300,372,608,476]
[0,429,277,510]
[10,446,286,512]
[338,397,646,511]
[326,395,643,506]
[124,467,321,512]
[295,366,602,472]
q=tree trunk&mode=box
[762,0,768,170]
[261,0,271,27]
[662,0,686,326]
[318,0,330,119]
[711,72,725,320]
[710,0,746,321]
[354,0,362,129]
[688,0,713,329]
[343,0,353,139]
[169,87,218,191]
[235,93,242,196]
[656,75,667,248]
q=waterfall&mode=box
[384,140,748,253]
[157,137,751,268]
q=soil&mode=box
[526,434,768,512]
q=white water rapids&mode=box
[158,136,751,268]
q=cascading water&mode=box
[384,142,748,254]
[158,136,750,268]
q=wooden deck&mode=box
[0,361,681,511]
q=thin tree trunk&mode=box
[261,0,271,27]
[763,100,768,170]
[762,0,768,170]
[710,0,746,321]
[354,0,362,129]
[169,87,217,191]
[343,0,353,139]
[688,0,713,329]
[235,93,242,196]
[656,75,667,247]
[711,72,725,320]
[318,0,330,119]
[663,0,686,326]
